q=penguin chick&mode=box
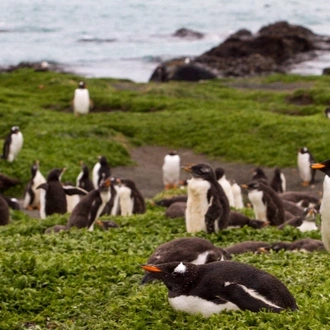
[165,202,186,218]
[96,220,119,230]
[270,167,286,193]
[0,172,20,192]
[67,178,111,231]
[242,181,285,226]
[117,178,146,216]
[270,238,325,253]
[141,261,298,316]
[279,191,320,208]
[92,155,111,188]
[162,151,181,189]
[0,194,10,225]
[23,160,46,210]
[224,241,272,255]
[297,147,316,186]
[183,163,230,233]
[2,126,23,162]
[228,211,269,229]
[76,161,94,192]
[141,237,231,284]
[155,195,187,207]
[73,81,92,116]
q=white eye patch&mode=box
[174,262,187,273]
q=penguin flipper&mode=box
[205,200,222,233]
[88,198,102,228]
[63,186,88,196]
[219,282,285,313]
[37,183,49,191]
[2,136,11,159]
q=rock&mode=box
[173,28,204,39]
[322,67,330,75]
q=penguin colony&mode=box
[1,85,329,320]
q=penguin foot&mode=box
[301,181,309,187]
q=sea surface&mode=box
[1,0,330,82]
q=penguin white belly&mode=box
[169,295,240,317]
[320,176,330,252]
[73,89,90,115]
[231,183,244,209]
[76,171,83,187]
[8,132,23,162]
[66,195,81,213]
[92,163,101,188]
[39,189,47,219]
[30,171,46,208]
[248,190,267,221]
[297,221,318,232]
[162,155,180,186]
[190,251,210,265]
[280,173,286,192]
[118,186,134,216]
[218,177,235,207]
[88,190,111,231]
[297,153,311,182]
[111,186,120,215]
[185,178,211,233]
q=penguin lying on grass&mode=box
[141,237,231,284]
[142,261,298,316]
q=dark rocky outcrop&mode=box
[173,28,204,39]
[150,21,330,81]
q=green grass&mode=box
[1,69,330,329]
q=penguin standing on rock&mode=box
[23,160,46,210]
[310,159,330,252]
[73,81,92,116]
[67,178,111,231]
[141,261,298,316]
[117,178,146,216]
[92,155,111,188]
[270,167,286,193]
[242,181,285,226]
[297,147,316,186]
[76,161,94,192]
[2,126,23,162]
[141,237,231,284]
[162,151,181,189]
[183,163,230,233]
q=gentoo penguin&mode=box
[76,161,94,192]
[0,171,20,192]
[96,220,119,230]
[242,181,285,226]
[92,155,111,188]
[37,168,86,219]
[23,160,46,210]
[310,159,330,252]
[141,237,231,284]
[279,191,320,208]
[270,167,286,193]
[64,182,88,213]
[3,196,20,210]
[270,238,325,253]
[162,151,181,189]
[230,180,244,209]
[117,178,146,216]
[165,202,186,218]
[215,167,235,207]
[297,147,316,186]
[141,261,298,315]
[277,207,318,232]
[2,126,23,162]
[228,211,269,229]
[224,241,272,255]
[67,178,111,231]
[155,195,187,207]
[101,177,120,216]
[73,81,92,116]
[183,163,230,233]
[44,225,68,234]
[251,167,268,184]
[325,107,330,119]
[0,194,10,225]
[281,199,304,217]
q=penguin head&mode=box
[241,181,261,191]
[78,81,86,89]
[98,155,108,166]
[310,159,330,176]
[141,262,198,292]
[31,160,40,177]
[214,167,225,180]
[47,168,65,182]
[303,207,318,222]
[182,163,216,180]
[116,178,136,189]
[80,161,90,177]
[299,147,309,154]
[168,151,177,156]
[98,178,111,192]
[11,126,20,134]
[252,167,267,182]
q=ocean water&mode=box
[1,0,330,82]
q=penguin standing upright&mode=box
[298,147,316,186]
[23,160,46,210]
[0,194,9,225]
[141,237,231,284]
[67,178,111,231]
[251,167,268,184]
[242,181,285,226]
[101,177,121,216]
[310,159,330,252]
[76,161,94,192]
[162,151,181,189]
[215,167,235,207]
[117,178,145,216]
[73,81,92,116]
[270,167,286,193]
[141,261,298,316]
[230,180,244,209]
[92,155,111,188]
[2,126,23,162]
[183,163,230,233]
[37,168,86,219]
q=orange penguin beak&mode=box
[310,163,325,169]
[104,179,111,187]
[181,165,193,172]
[141,265,162,273]
[241,184,248,189]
